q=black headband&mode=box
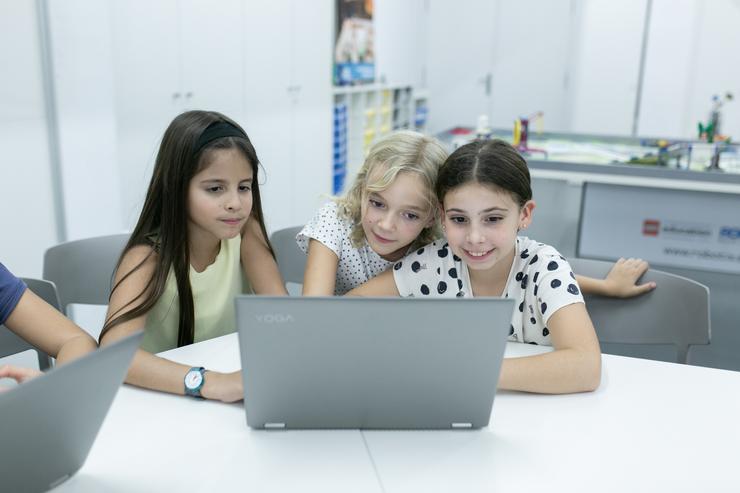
[193,121,247,155]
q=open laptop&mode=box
[236,296,513,430]
[0,331,142,493]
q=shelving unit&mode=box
[332,84,429,194]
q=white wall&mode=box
[0,1,58,277]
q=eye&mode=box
[403,212,420,221]
[207,186,224,193]
[369,198,384,209]
[239,184,252,192]
[485,216,503,223]
[449,216,467,224]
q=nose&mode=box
[467,224,485,244]
[224,191,241,211]
[377,211,395,232]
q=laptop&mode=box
[0,331,142,493]
[236,296,513,430]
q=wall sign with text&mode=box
[577,182,740,275]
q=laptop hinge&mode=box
[451,422,473,429]
[264,422,286,429]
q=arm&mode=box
[346,269,400,297]
[302,239,340,296]
[576,257,656,298]
[499,303,601,394]
[101,246,242,402]
[4,288,97,364]
[241,218,288,295]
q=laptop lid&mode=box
[0,331,142,493]
[236,296,513,430]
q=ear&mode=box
[518,199,536,230]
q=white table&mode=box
[56,334,740,493]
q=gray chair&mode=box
[43,234,130,313]
[0,278,62,370]
[569,257,710,364]
[269,226,306,286]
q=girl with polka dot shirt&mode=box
[348,139,647,394]
[298,132,651,299]
[297,131,448,295]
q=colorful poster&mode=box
[334,0,375,85]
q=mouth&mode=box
[463,248,494,261]
[220,218,244,226]
[372,232,394,244]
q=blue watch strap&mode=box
[184,366,207,398]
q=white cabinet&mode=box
[242,0,333,232]
[112,0,246,229]
[489,0,575,132]
[375,0,427,88]
[425,0,496,134]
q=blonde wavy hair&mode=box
[335,130,449,250]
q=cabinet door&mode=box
[489,0,574,132]
[569,0,647,136]
[241,0,294,232]
[112,0,180,229]
[180,0,245,122]
[290,0,334,226]
[375,0,427,88]
[425,0,496,133]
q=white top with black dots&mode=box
[297,201,393,295]
[392,236,584,345]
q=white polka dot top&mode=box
[297,201,394,295]
[392,236,584,345]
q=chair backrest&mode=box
[43,234,130,313]
[269,226,306,285]
[0,278,61,370]
[569,257,710,364]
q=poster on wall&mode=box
[334,0,375,85]
[577,182,740,275]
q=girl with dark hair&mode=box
[100,110,286,402]
[348,139,645,394]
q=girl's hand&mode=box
[201,370,244,403]
[602,257,656,298]
[0,364,43,390]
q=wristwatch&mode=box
[184,367,207,398]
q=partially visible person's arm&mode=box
[498,303,601,394]
[101,245,242,402]
[5,288,97,364]
[346,269,400,297]
[241,218,288,295]
[577,257,655,298]
[302,239,340,296]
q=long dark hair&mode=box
[101,110,274,347]
[435,139,532,206]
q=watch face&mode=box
[185,370,203,390]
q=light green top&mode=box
[142,235,251,353]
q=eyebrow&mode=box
[200,177,253,184]
[370,192,427,212]
[446,206,509,214]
